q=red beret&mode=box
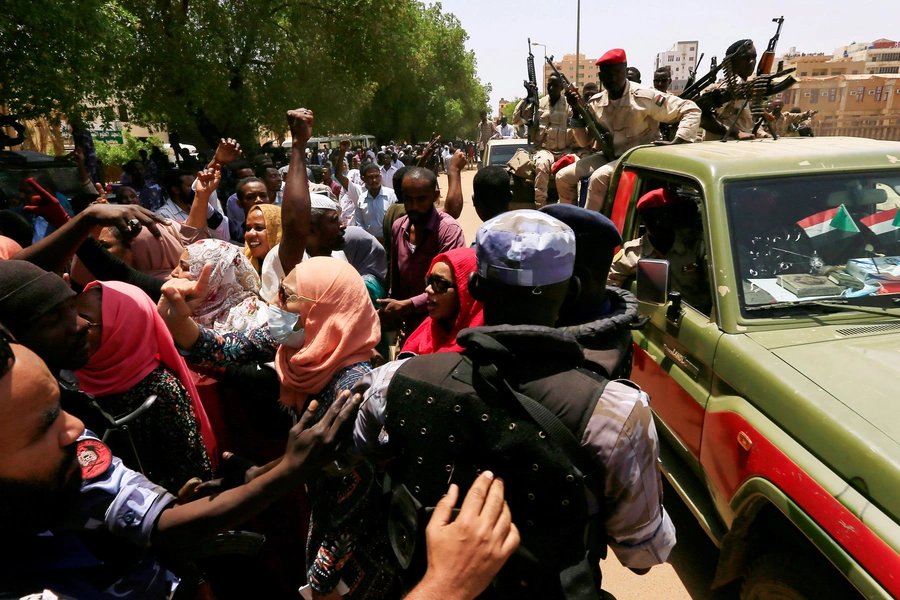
[596,48,627,67]
[636,188,679,210]
[551,154,577,175]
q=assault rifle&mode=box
[545,56,615,162]
[524,38,540,145]
[684,53,704,90]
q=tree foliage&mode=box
[93,132,165,169]
[2,0,489,148]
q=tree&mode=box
[0,0,136,122]
[3,0,489,148]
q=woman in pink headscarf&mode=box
[75,280,217,493]
[273,257,397,598]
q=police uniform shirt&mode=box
[580,81,701,155]
[608,229,711,312]
[352,358,677,569]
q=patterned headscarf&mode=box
[186,239,266,333]
[242,204,283,272]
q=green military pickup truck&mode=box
[603,137,900,599]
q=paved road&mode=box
[437,167,742,600]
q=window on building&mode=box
[668,56,674,62]
[800,71,807,76]
[857,86,865,102]
[803,92,811,97]
[829,88,836,102]
[831,70,843,75]
[876,86,883,101]
[868,89,875,95]
[852,70,859,74]
[689,46,695,51]
[676,57,680,62]
[810,91,818,104]
[821,92,829,97]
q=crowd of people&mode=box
[0,40,718,597]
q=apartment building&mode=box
[655,41,700,93]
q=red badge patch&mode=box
[76,439,113,480]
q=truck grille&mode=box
[835,322,900,336]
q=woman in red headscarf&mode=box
[402,247,483,355]
[75,280,217,494]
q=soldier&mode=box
[351,210,676,597]
[608,188,711,314]
[767,100,817,137]
[514,74,573,207]
[652,67,672,93]
[476,110,499,167]
[626,66,642,84]
[555,48,701,212]
[700,39,758,141]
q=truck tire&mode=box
[740,552,855,600]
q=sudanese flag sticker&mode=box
[76,439,113,480]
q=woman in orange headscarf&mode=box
[273,257,397,598]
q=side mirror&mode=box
[636,259,669,305]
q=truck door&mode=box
[619,174,723,473]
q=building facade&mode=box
[655,41,699,93]
[542,53,598,91]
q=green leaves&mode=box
[3,0,488,147]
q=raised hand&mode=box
[213,138,242,165]
[159,263,213,321]
[287,108,314,146]
[417,133,442,167]
[450,149,467,172]
[23,178,71,228]
[195,167,222,199]
[339,139,351,154]
[82,203,167,240]
[284,391,363,478]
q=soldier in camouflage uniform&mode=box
[352,210,675,598]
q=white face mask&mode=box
[268,304,306,348]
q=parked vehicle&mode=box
[604,137,900,599]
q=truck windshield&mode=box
[725,171,900,313]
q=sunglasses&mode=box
[0,321,16,381]
[278,282,318,306]
[425,275,456,294]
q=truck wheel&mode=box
[740,552,854,600]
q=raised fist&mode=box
[287,109,314,145]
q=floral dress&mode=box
[100,365,212,494]
[185,326,398,598]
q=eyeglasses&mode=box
[425,275,456,294]
[278,282,318,306]
[0,321,16,381]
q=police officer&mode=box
[352,210,676,598]
[555,48,701,212]
[608,188,711,313]
[542,204,640,379]
[514,74,573,207]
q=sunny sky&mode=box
[433,0,900,117]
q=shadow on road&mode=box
[664,479,743,600]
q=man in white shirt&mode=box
[379,152,398,189]
[337,159,397,245]
[497,115,517,139]
[156,169,230,241]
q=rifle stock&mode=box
[544,56,615,162]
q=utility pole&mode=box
[575,0,581,87]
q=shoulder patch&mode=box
[77,439,113,480]
[655,94,665,107]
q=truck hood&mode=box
[772,334,900,444]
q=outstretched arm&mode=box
[278,109,314,275]
[153,393,362,548]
